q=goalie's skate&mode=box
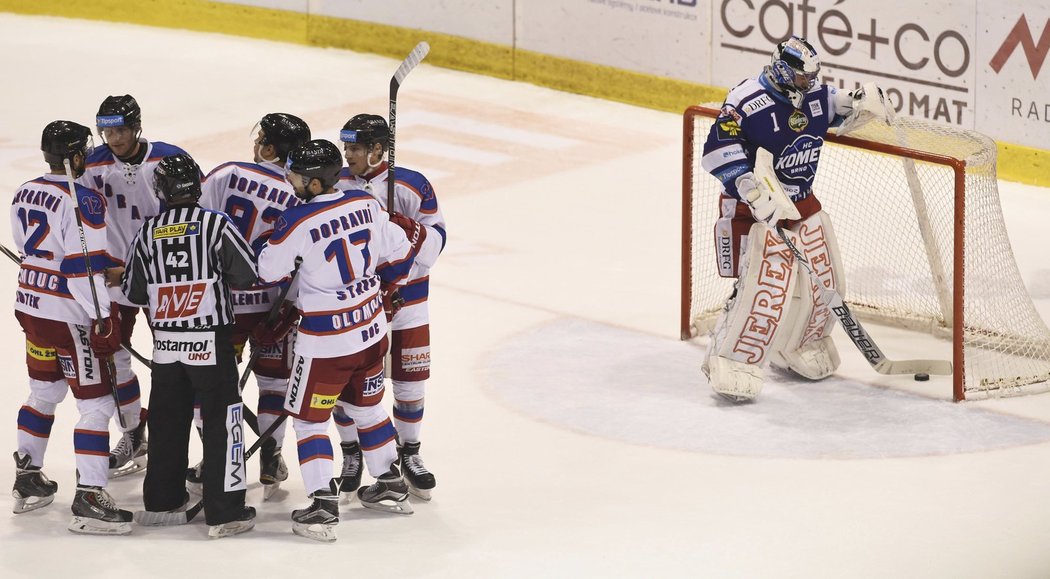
[259,439,288,501]
[706,355,763,403]
[357,465,413,515]
[292,481,339,543]
[776,336,840,380]
[69,486,132,535]
[108,419,147,478]
[398,442,435,501]
[208,506,255,539]
[338,442,362,504]
[12,451,58,514]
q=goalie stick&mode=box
[64,160,126,429]
[775,224,952,376]
[387,41,430,211]
[749,148,951,377]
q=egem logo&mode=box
[156,283,207,319]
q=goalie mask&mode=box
[41,120,94,177]
[769,36,820,109]
[154,153,202,204]
[285,139,343,200]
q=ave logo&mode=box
[156,283,207,319]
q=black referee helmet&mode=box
[154,153,202,204]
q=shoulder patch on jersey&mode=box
[716,118,743,139]
[154,222,200,239]
[719,105,742,123]
[75,186,107,226]
[742,94,775,116]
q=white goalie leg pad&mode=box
[706,222,800,400]
[770,211,844,380]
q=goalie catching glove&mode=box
[252,301,299,346]
[90,308,122,357]
[835,82,891,135]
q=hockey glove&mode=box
[737,172,787,225]
[389,213,428,257]
[381,284,405,323]
[252,302,299,346]
[89,308,122,358]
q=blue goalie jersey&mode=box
[701,74,849,202]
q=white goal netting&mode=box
[682,105,1050,401]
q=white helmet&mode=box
[769,36,820,108]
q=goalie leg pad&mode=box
[704,222,800,399]
[770,211,844,380]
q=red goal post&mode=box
[681,105,1050,401]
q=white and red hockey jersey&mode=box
[11,174,118,324]
[256,189,416,358]
[200,160,303,314]
[337,163,446,314]
[79,139,190,305]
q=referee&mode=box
[121,153,258,539]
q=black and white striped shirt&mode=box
[121,205,258,330]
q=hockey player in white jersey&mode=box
[700,36,888,402]
[11,121,132,534]
[335,114,447,500]
[199,112,311,499]
[81,94,193,476]
[257,140,427,542]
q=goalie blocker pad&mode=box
[768,211,844,380]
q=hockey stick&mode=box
[64,160,126,429]
[134,374,289,526]
[387,41,430,212]
[0,242,22,265]
[774,224,952,376]
[237,258,302,393]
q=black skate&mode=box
[357,465,413,515]
[260,438,288,501]
[12,451,58,514]
[292,480,340,542]
[69,485,132,535]
[185,460,203,495]
[109,417,147,478]
[208,506,255,539]
[338,441,363,503]
[398,441,436,501]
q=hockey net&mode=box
[681,105,1050,401]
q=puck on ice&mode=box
[914,373,930,381]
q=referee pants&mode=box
[142,325,247,525]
